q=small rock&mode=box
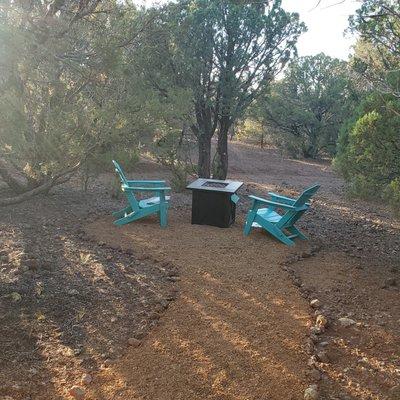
[389,385,400,400]
[102,359,114,368]
[154,303,165,313]
[41,261,53,271]
[309,368,321,381]
[305,339,314,355]
[81,374,92,385]
[304,384,319,400]
[316,351,330,363]
[20,265,30,273]
[385,278,397,287]
[338,317,356,327]
[310,326,322,335]
[69,386,85,399]
[134,330,146,340]
[10,292,22,302]
[166,294,177,301]
[23,259,39,270]
[159,300,169,309]
[166,270,179,277]
[68,289,79,296]
[73,348,83,356]
[127,338,141,347]
[310,299,321,309]
[293,277,301,287]
[310,334,319,343]
[307,356,317,367]
[149,311,160,321]
[316,315,328,329]
[167,276,180,282]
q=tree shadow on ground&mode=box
[0,188,174,400]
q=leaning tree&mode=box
[0,0,147,205]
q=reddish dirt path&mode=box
[86,212,312,400]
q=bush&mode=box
[385,179,400,216]
[335,93,400,212]
[81,146,140,192]
[259,54,355,159]
[235,119,271,147]
[152,128,196,192]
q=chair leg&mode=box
[114,211,145,226]
[259,219,295,246]
[243,210,257,236]
[159,203,168,228]
[288,226,308,240]
[112,205,132,218]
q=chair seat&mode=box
[252,208,282,227]
[139,196,170,208]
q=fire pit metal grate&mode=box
[202,181,229,189]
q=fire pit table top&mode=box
[187,178,243,194]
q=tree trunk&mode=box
[0,158,27,194]
[198,134,212,178]
[214,122,229,180]
[304,129,320,159]
[0,173,73,207]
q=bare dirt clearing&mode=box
[1,141,399,400]
[87,213,311,400]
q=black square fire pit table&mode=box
[186,178,243,228]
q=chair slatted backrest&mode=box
[278,185,320,229]
[112,160,140,212]
[112,160,128,185]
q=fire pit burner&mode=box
[202,181,229,188]
[187,178,243,228]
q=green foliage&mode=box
[349,1,400,97]
[334,2,400,214]
[334,94,400,212]
[258,53,356,159]
[139,0,306,178]
[0,1,139,190]
[81,146,140,192]
[235,119,269,147]
[152,128,196,192]
[385,179,400,216]
[0,1,181,195]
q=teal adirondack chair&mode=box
[112,160,171,227]
[243,185,320,246]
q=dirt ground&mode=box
[1,141,399,400]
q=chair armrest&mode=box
[122,184,171,192]
[268,192,296,205]
[249,195,311,211]
[249,195,296,210]
[126,180,166,185]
